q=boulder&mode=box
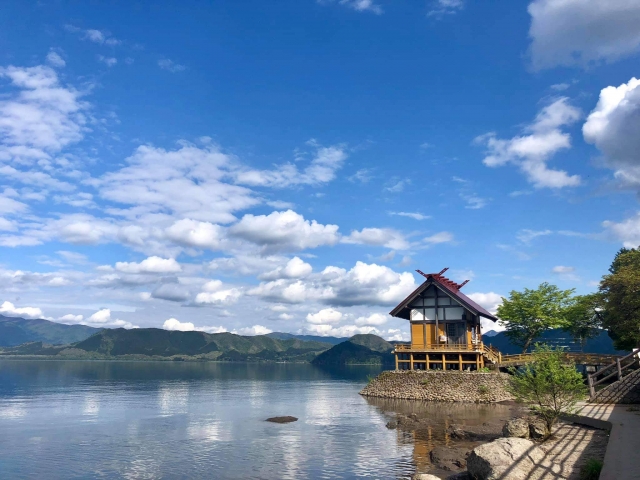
[467,437,545,480]
[528,417,549,439]
[502,418,530,439]
[430,446,469,471]
[412,475,442,480]
[266,416,298,423]
[446,473,471,480]
[446,424,502,442]
[386,420,398,429]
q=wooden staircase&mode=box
[588,348,640,404]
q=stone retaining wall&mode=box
[592,368,640,404]
[360,370,514,403]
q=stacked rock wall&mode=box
[360,370,514,403]
[593,368,640,404]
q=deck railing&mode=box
[394,342,484,352]
[587,348,640,399]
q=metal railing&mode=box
[587,348,640,399]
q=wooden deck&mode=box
[394,342,501,369]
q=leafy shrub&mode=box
[579,458,603,480]
[478,384,489,394]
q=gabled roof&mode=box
[389,269,498,322]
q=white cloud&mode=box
[259,257,313,280]
[46,50,66,68]
[115,256,181,274]
[389,212,430,220]
[427,0,464,17]
[58,313,83,323]
[234,145,347,188]
[97,55,117,67]
[342,227,410,250]
[249,261,417,307]
[516,229,553,245]
[158,59,186,73]
[467,292,504,331]
[552,265,575,274]
[65,26,121,46]
[230,210,340,252]
[528,0,640,70]
[152,283,190,302]
[583,77,640,190]
[423,231,454,245]
[83,309,138,329]
[195,280,242,305]
[354,313,387,326]
[602,213,640,248]
[385,179,409,193]
[318,0,383,15]
[0,301,43,319]
[234,325,273,336]
[477,98,582,189]
[163,317,227,334]
[306,308,343,325]
[348,168,373,183]
[165,219,224,250]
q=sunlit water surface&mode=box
[0,361,515,479]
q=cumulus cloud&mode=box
[552,265,575,274]
[306,308,343,325]
[249,261,417,307]
[234,325,273,336]
[152,283,191,302]
[163,317,227,334]
[195,280,242,305]
[467,292,504,331]
[528,0,640,70]
[477,98,582,189]
[583,77,640,191]
[115,256,181,274]
[0,301,43,319]
[230,210,340,252]
[389,212,430,221]
[259,257,313,281]
[602,213,640,248]
[46,50,66,68]
[165,219,224,250]
[58,313,83,323]
[234,145,348,188]
[65,25,121,46]
[354,313,387,326]
[342,227,410,250]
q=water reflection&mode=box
[0,361,517,479]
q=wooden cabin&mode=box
[390,268,501,371]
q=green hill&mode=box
[0,315,100,347]
[0,328,333,362]
[266,332,348,345]
[311,334,395,366]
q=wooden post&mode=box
[588,372,595,399]
[442,353,446,371]
[617,358,622,380]
[395,353,399,371]
[458,353,462,371]
[476,354,480,371]
[410,353,414,371]
[426,355,430,370]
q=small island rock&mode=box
[266,416,298,423]
[467,437,545,480]
[412,474,442,480]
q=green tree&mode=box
[508,344,587,433]
[565,293,604,352]
[497,282,575,353]
[599,246,640,351]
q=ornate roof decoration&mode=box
[389,267,498,322]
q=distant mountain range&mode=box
[312,334,395,366]
[0,328,334,362]
[0,315,100,347]
[0,315,627,363]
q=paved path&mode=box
[576,402,640,480]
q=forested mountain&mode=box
[312,334,395,366]
[0,315,99,347]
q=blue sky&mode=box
[1,0,640,338]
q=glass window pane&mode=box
[439,297,451,306]
[446,307,464,320]
[424,308,436,320]
[410,298,423,307]
[425,297,435,306]
[411,309,424,320]
[438,307,445,319]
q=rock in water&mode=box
[412,474,442,480]
[430,446,470,471]
[266,416,298,423]
[386,420,398,429]
[502,418,530,439]
[467,438,545,480]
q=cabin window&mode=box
[411,298,424,307]
[410,309,424,320]
[424,308,436,320]
[425,297,436,306]
[446,307,464,320]
[438,297,451,306]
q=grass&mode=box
[478,384,489,394]
[579,458,603,480]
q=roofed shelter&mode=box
[390,268,501,371]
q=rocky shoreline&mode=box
[360,370,514,403]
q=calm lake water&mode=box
[0,361,517,479]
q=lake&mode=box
[0,361,517,479]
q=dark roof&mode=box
[389,269,498,322]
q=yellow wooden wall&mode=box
[410,322,470,347]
